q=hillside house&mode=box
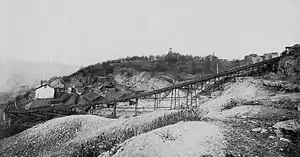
[286,44,300,55]
[105,90,125,108]
[34,84,55,99]
[245,54,263,63]
[73,82,85,95]
[50,78,65,89]
[262,52,278,60]
[263,53,272,60]
[270,52,279,58]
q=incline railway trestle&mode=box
[4,53,288,123]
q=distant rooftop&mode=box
[82,92,103,102]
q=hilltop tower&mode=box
[168,48,173,54]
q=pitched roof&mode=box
[286,44,300,49]
[74,82,83,88]
[77,87,85,93]
[29,99,52,109]
[176,73,196,81]
[82,92,103,102]
[105,91,125,101]
[34,84,53,90]
[130,87,146,93]
[50,79,65,88]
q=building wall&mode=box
[35,86,55,99]
[0,108,4,122]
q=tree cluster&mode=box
[69,52,240,78]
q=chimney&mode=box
[41,80,43,86]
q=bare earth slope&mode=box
[103,121,226,157]
[0,111,179,157]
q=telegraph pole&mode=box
[211,52,219,74]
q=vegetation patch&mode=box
[222,118,298,157]
[73,109,204,157]
[221,98,263,111]
[155,129,177,142]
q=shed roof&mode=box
[82,92,103,102]
[176,73,196,81]
[105,91,125,101]
[74,82,83,87]
[29,99,52,109]
[50,79,65,88]
[77,87,85,93]
[34,84,53,91]
[130,87,146,92]
[286,44,300,49]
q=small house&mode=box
[50,78,65,89]
[34,84,55,99]
[270,52,279,58]
[263,53,272,60]
[105,90,125,101]
[73,82,85,95]
[286,44,300,55]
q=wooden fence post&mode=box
[154,94,157,111]
[113,102,117,118]
[174,89,177,109]
[135,98,139,116]
[170,89,173,110]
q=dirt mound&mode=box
[0,115,114,157]
[0,110,178,157]
[198,77,300,120]
[199,77,268,118]
[220,105,300,120]
[103,121,226,157]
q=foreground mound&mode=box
[0,110,179,157]
[103,121,226,157]
[199,77,300,120]
[0,115,114,157]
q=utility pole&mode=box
[211,52,219,74]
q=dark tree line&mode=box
[69,52,240,78]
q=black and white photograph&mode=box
[0,0,299,156]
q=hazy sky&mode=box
[0,0,299,66]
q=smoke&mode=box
[0,59,79,93]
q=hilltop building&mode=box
[286,44,300,55]
[168,48,173,54]
[244,54,263,64]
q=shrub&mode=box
[155,129,177,142]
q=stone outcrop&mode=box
[113,68,173,91]
[272,119,300,143]
[277,55,300,81]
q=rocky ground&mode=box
[96,77,300,157]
